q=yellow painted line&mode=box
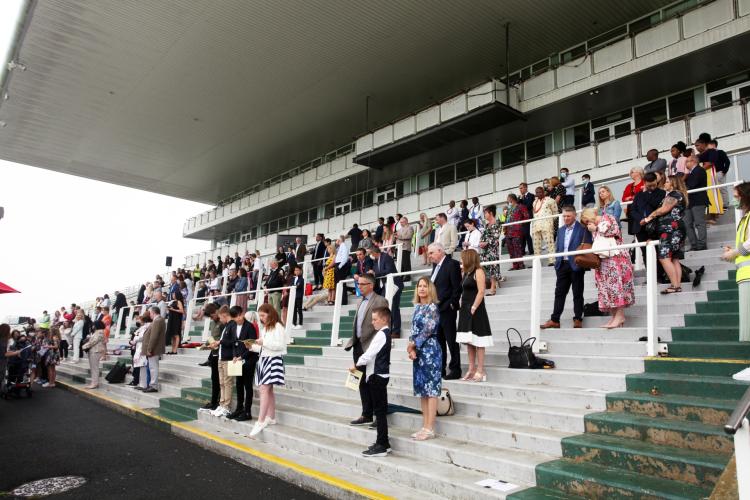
[57,380,393,500]
[645,357,750,364]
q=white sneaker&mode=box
[42,383,50,388]
[292,325,302,330]
[265,417,277,426]
[211,406,229,418]
[249,420,268,437]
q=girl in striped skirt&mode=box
[249,303,288,437]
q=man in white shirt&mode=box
[560,168,575,206]
[334,235,351,305]
[434,212,458,255]
[468,197,483,228]
[446,200,460,228]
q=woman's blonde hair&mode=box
[413,276,439,305]
[549,176,560,187]
[580,207,598,225]
[597,185,615,209]
[666,175,689,208]
[629,166,645,177]
[461,247,482,275]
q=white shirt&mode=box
[355,327,389,381]
[562,175,575,196]
[430,256,447,282]
[446,207,460,227]
[335,242,350,269]
[464,228,482,253]
[469,204,483,226]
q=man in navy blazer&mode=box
[428,242,463,379]
[540,206,592,329]
[368,246,403,337]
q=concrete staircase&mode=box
[56,220,746,499]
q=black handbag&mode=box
[506,328,536,369]
[105,360,128,384]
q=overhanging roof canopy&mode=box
[0,0,673,204]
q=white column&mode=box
[330,281,344,347]
[646,242,658,357]
[529,257,542,353]
[285,287,296,338]
[737,418,750,500]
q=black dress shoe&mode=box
[350,416,373,426]
[444,372,462,380]
[228,409,243,420]
[198,361,210,367]
[127,381,138,386]
[235,412,252,422]
[201,403,216,410]
[143,387,158,393]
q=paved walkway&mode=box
[0,387,324,499]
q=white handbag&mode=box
[591,235,618,258]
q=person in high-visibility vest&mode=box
[721,182,750,342]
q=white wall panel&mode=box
[690,105,744,139]
[291,173,304,190]
[442,181,466,204]
[398,194,419,214]
[640,121,687,155]
[556,57,591,87]
[239,196,250,209]
[496,164,526,190]
[378,200,398,220]
[635,19,680,57]
[418,189,441,211]
[522,71,555,100]
[440,93,467,122]
[468,81,494,110]
[238,242,248,254]
[344,210,361,229]
[330,157,346,175]
[525,156,558,184]
[560,146,596,172]
[393,116,416,141]
[372,126,394,150]
[279,178,291,194]
[300,223,315,239]
[597,135,637,166]
[314,220,329,236]
[683,0,733,38]
[268,182,280,198]
[741,0,750,17]
[593,38,633,73]
[303,169,316,185]
[360,206,379,227]
[231,200,240,213]
[248,192,259,205]
[467,173,494,197]
[329,215,344,233]
[356,134,373,155]
[229,244,238,256]
[416,106,440,132]
[316,162,330,179]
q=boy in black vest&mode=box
[351,306,391,457]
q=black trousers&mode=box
[132,366,140,385]
[335,265,349,305]
[437,307,460,376]
[400,249,412,281]
[209,355,220,408]
[390,286,402,335]
[293,297,303,325]
[313,262,323,287]
[60,340,69,359]
[368,375,390,448]
[551,261,584,322]
[353,343,373,419]
[235,355,258,414]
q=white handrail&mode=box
[736,417,750,500]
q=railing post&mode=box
[285,286,296,337]
[395,243,403,274]
[303,257,311,287]
[529,257,542,352]
[385,275,395,310]
[125,307,133,339]
[254,270,263,303]
[646,242,658,357]
[184,299,194,340]
[330,281,344,347]
[202,315,211,342]
[230,292,237,307]
[221,276,228,295]
[736,418,750,500]
[115,307,127,340]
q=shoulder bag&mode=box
[506,328,536,369]
[591,234,618,258]
[436,388,455,416]
[574,242,600,270]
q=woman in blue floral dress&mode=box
[407,276,442,441]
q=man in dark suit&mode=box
[631,172,666,266]
[683,155,708,251]
[228,305,258,421]
[368,246,402,337]
[311,233,326,290]
[374,218,385,243]
[540,206,592,329]
[519,183,535,255]
[344,274,388,426]
[427,242,462,379]
[581,174,595,207]
[352,248,373,281]
[265,261,285,313]
[294,237,307,263]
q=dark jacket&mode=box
[431,257,462,313]
[218,321,237,361]
[684,166,709,207]
[312,240,326,260]
[295,244,307,262]
[354,256,373,277]
[232,320,258,361]
[291,274,304,301]
[555,222,592,272]
[371,252,402,295]
[581,182,595,206]
[631,188,666,234]
[266,268,284,289]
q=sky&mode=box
[0,160,212,321]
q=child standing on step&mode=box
[352,306,392,457]
[291,265,304,329]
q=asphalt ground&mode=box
[0,386,325,499]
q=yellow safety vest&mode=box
[735,213,750,283]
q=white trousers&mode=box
[72,335,81,362]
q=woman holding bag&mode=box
[581,208,635,328]
[249,303,287,437]
[456,250,493,380]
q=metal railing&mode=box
[725,385,750,499]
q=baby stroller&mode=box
[2,344,33,399]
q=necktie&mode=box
[431,263,441,282]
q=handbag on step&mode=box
[436,388,455,416]
[574,242,600,270]
[506,328,536,369]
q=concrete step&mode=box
[605,391,738,426]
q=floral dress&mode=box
[656,190,686,260]
[410,303,442,398]
[480,221,502,279]
[593,214,636,311]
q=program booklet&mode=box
[345,369,363,391]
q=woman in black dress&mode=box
[166,294,184,354]
[456,250,493,382]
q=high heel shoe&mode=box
[605,321,625,329]
[460,371,476,381]
[472,372,486,382]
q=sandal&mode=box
[413,429,435,441]
[411,428,428,438]
[660,286,682,295]
[460,371,476,381]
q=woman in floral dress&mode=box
[581,209,635,328]
[479,204,502,295]
[504,194,529,270]
[406,276,442,441]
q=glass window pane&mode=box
[260,223,269,236]
[710,91,733,110]
[501,143,525,168]
[560,44,586,64]
[455,159,477,181]
[363,190,374,206]
[593,128,610,143]
[668,90,695,119]
[591,109,632,129]
[277,218,287,231]
[634,99,667,129]
[614,122,632,138]
[251,227,258,239]
[309,208,318,223]
[288,214,297,227]
[298,211,308,225]
[477,153,495,175]
[417,173,431,191]
[435,165,455,186]
[740,85,750,100]
[526,136,549,161]
[324,203,334,218]
[564,123,590,149]
[269,220,278,233]
[707,71,750,93]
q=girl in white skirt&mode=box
[249,303,288,437]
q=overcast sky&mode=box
[0,160,212,321]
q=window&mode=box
[362,190,374,207]
[417,172,433,191]
[324,203,334,218]
[477,153,495,175]
[455,159,477,181]
[668,90,695,118]
[591,109,632,129]
[564,123,590,149]
[308,208,318,223]
[269,220,278,233]
[500,143,525,168]
[435,165,455,187]
[560,44,586,64]
[531,58,550,75]
[351,193,363,210]
[741,86,750,100]
[628,13,660,35]
[635,99,668,129]
[251,227,258,239]
[278,218,287,231]
[260,223,269,236]
[707,72,750,94]
[287,214,297,228]
[526,135,550,161]
[399,179,412,197]
[298,211,309,225]
[709,91,733,110]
